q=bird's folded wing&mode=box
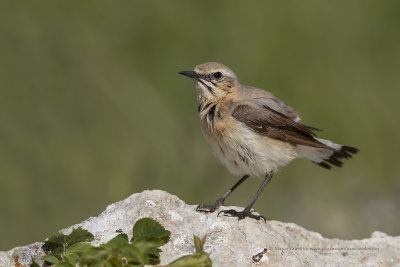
[257,97,300,122]
[242,87,300,121]
[231,104,334,150]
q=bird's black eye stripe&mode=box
[213,72,223,79]
[199,79,215,95]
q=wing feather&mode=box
[232,104,333,150]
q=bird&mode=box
[179,62,358,221]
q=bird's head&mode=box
[179,62,239,104]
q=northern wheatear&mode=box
[179,62,358,221]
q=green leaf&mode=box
[193,235,206,253]
[30,258,41,267]
[53,262,75,267]
[132,237,163,251]
[43,254,60,264]
[50,247,65,258]
[84,261,107,267]
[116,244,147,264]
[105,258,121,267]
[132,218,170,241]
[101,234,129,254]
[168,235,212,267]
[168,253,212,267]
[148,251,161,264]
[66,227,94,246]
[63,254,76,265]
[106,233,129,246]
[44,232,67,250]
[131,237,162,264]
[66,252,79,262]
[67,242,93,254]
[79,247,109,265]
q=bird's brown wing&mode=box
[242,86,300,121]
[232,104,334,150]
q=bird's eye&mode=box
[213,72,223,80]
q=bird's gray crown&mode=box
[194,62,237,80]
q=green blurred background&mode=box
[1,1,399,250]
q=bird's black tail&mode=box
[296,138,359,169]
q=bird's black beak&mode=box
[178,71,199,79]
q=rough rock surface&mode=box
[1,190,399,267]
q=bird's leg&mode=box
[196,175,250,213]
[218,171,274,221]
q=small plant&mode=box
[41,227,95,266]
[31,218,212,267]
[79,218,170,266]
[165,235,212,267]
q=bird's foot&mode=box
[218,208,266,222]
[196,198,225,213]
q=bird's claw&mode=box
[196,198,225,213]
[218,208,266,222]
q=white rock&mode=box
[1,190,399,267]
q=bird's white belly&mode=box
[202,124,297,177]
